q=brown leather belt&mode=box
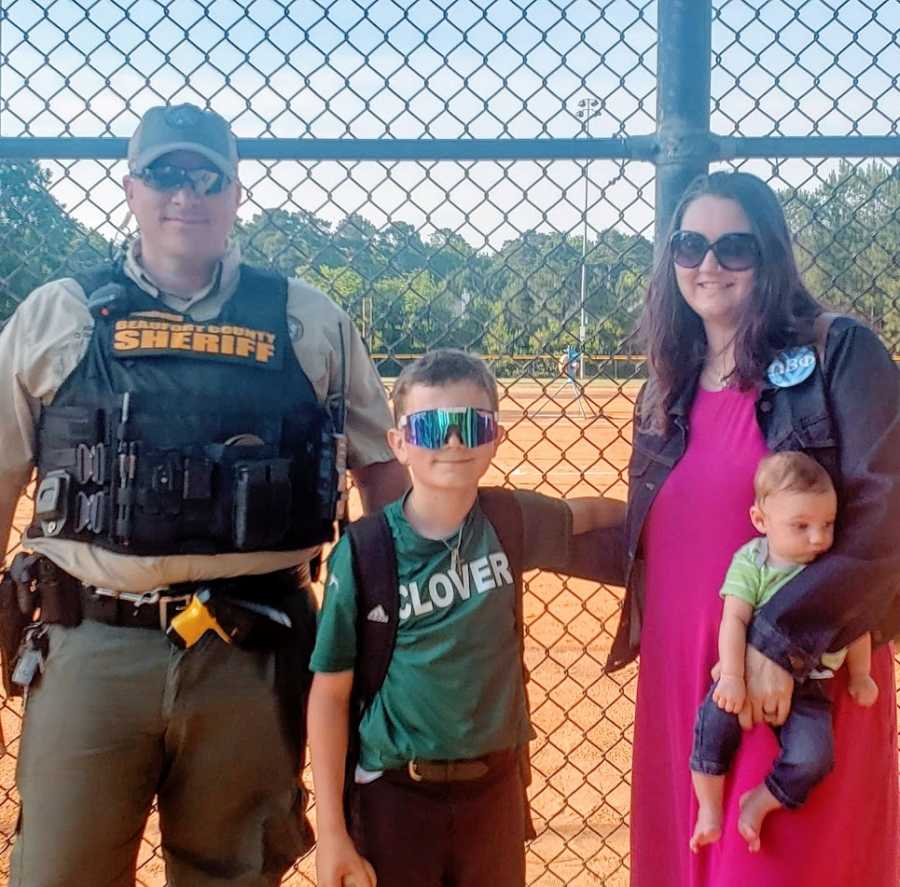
[404,748,516,783]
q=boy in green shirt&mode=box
[689,451,878,855]
[308,348,625,887]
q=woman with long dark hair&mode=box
[608,170,899,885]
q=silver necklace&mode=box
[442,521,465,575]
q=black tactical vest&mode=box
[28,262,345,556]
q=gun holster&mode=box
[0,554,82,697]
[0,570,30,697]
[8,553,82,627]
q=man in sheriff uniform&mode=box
[0,103,408,886]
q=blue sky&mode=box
[1,0,897,247]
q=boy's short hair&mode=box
[391,349,499,423]
[754,451,834,504]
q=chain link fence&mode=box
[1,1,899,884]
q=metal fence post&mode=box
[654,0,713,252]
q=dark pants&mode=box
[349,758,526,887]
[690,677,835,809]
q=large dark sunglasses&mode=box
[135,164,231,196]
[671,231,761,271]
[400,407,499,449]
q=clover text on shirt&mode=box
[399,552,513,621]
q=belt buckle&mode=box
[407,758,490,783]
[408,760,462,783]
[93,586,161,606]
[158,593,192,629]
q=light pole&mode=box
[576,97,600,381]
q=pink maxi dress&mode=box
[630,386,899,887]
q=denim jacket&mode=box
[573,316,900,676]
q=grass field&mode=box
[0,377,894,886]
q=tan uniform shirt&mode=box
[0,239,395,591]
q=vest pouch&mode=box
[201,441,280,549]
[36,405,104,475]
[33,470,72,536]
[232,459,293,550]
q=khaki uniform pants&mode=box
[11,618,310,887]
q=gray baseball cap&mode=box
[128,103,239,179]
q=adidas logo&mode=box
[367,605,389,624]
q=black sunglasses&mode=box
[135,164,231,196]
[671,230,761,271]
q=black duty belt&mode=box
[402,748,517,784]
[80,586,193,630]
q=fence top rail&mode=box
[0,135,657,163]
[2,135,899,164]
[716,135,900,161]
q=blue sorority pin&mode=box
[767,346,816,387]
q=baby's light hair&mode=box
[754,451,834,505]
[391,348,499,423]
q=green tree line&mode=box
[2,158,898,365]
[781,161,900,351]
[0,160,107,318]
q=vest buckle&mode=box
[75,491,107,534]
[75,443,107,485]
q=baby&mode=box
[689,451,878,853]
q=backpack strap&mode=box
[478,487,524,618]
[347,511,399,711]
[343,510,398,818]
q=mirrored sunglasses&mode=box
[136,164,230,196]
[671,230,761,271]
[400,407,499,449]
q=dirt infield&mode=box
[0,377,895,886]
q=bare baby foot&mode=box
[738,784,782,852]
[848,673,879,707]
[690,806,723,853]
